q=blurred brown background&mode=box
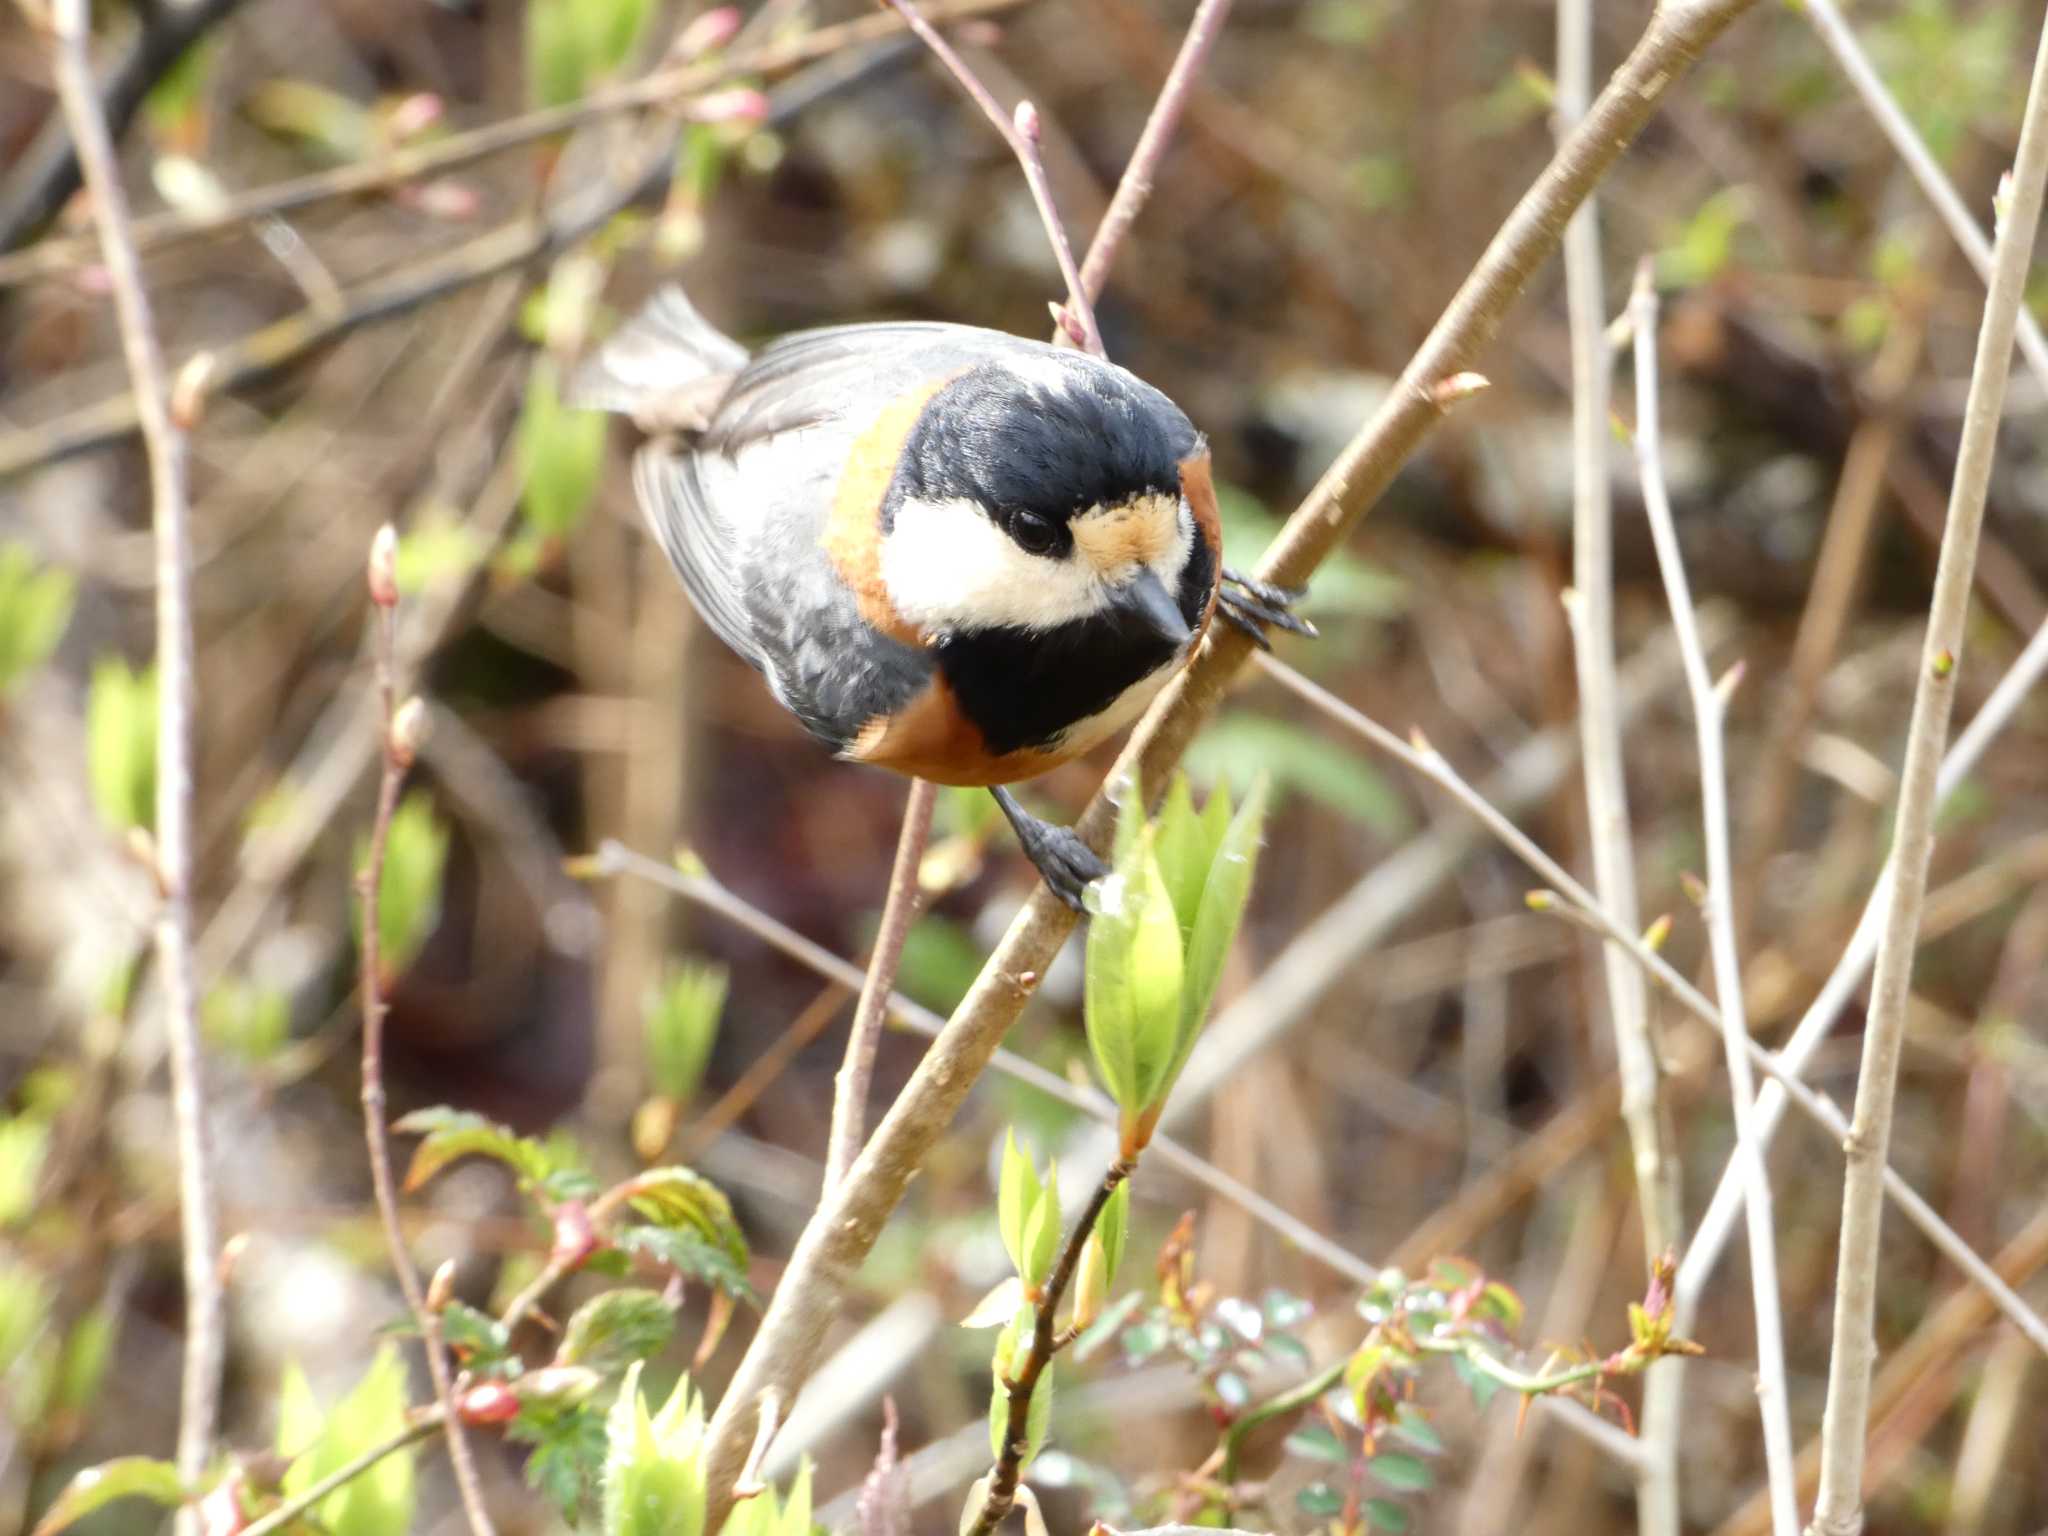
[3,0,2047,1532]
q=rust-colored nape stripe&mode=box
[1178,447,1224,629]
[822,374,955,646]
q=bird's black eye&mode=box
[1009,510,1060,556]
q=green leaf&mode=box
[396,515,486,596]
[202,978,290,1064]
[512,1399,607,1522]
[1097,1178,1130,1289]
[54,1306,116,1416]
[1171,773,1270,1084]
[1284,1423,1347,1463]
[560,1288,677,1376]
[86,658,156,832]
[719,1458,813,1536]
[645,962,726,1104]
[29,1458,187,1536]
[1071,1289,1144,1363]
[1366,1497,1412,1533]
[602,1362,708,1536]
[1295,1482,1345,1518]
[0,1114,49,1228]
[519,355,607,537]
[1083,826,1185,1120]
[1389,1403,1443,1456]
[1185,713,1407,835]
[613,1225,755,1302]
[355,792,451,977]
[441,1301,516,1377]
[242,79,372,160]
[1477,1280,1525,1334]
[0,543,76,696]
[1118,1317,1168,1362]
[583,0,653,79]
[1150,774,1210,938]
[0,1260,52,1376]
[997,1130,1042,1279]
[1368,1453,1433,1493]
[1020,1162,1061,1290]
[621,1167,749,1274]
[527,0,590,108]
[142,39,217,144]
[278,1346,417,1536]
[393,1107,553,1191]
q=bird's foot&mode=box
[1218,566,1317,651]
[990,786,1108,913]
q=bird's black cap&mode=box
[886,357,1201,535]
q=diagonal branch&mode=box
[1807,16,2048,1535]
[691,2,1763,1524]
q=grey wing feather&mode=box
[571,287,751,428]
[708,323,1040,450]
[630,443,763,670]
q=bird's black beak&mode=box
[1112,568,1193,649]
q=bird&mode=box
[572,287,1309,909]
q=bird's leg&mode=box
[1217,565,1317,651]
[990,786,1107,913]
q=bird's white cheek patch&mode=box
[880,496,1103,633]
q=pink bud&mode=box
[367,524,399,608]
[550,1200,598,1271]
[675,6,743,58]
[688,88,770,125]
[397,179,481,221]
[389,697,430,769]
[385,93,445,143]
[198,1472,248,1536]
[458,1381,521,1425]
[1012,99,1041,144]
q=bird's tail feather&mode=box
[569,286,749,432]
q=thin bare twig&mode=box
[1252,651,2048,1361]
[46,0,222,1515]
[691,6,1764,1522]
[357,539,496,1536]
[1678,607,2048,1306]
[1797,0,2048,393]
[238,1410,445,1536]
[0,0,247,249]
[1073,0,1237,306]
[0,0,1029,288]
[1808,20,2048,1534]
[882,0,1104,355]
[1555,5,1679,1522]
[586,840,1366,1284]
[1629,265,1797,1535]
[826,778,938,1193]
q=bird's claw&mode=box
[1020,822,1109,913]
[1218,566,1317,649]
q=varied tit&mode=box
[574,288,1309,909]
